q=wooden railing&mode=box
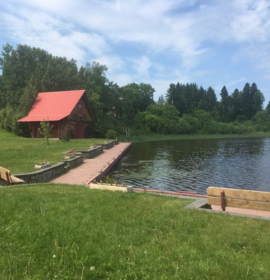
[123,127,131,137]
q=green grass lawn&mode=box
[0,128,105,174]
[1,184,270,279]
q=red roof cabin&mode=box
[18,90,93,139]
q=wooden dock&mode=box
[51,142,131,185]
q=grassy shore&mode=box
[0,184,270,279]
[2,127,270,174]
[0,128,105,174]
[119,132,270,142]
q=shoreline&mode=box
[119,132,270,142]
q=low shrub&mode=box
[106,129,116,139]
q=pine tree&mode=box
[231,88,243,120]
[220,86,229,101]
[219,86,232,122]
[250,83,264,117]
[242,83,251,119]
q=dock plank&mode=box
[51,143,131,185]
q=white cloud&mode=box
[1,0,270,104]
[147,76,192,101]
[110,73,133,86]
[230,1,270,42]
[3,0,270,59]
[238,43,270,78]
[131,56,152,77]
[93,55,125,72]
[226,78,247,88]
[2,0,205,67]
[150,79,174,100]
[0,8,109,64]
[214,77,247,99]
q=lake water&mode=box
[109,137,270,195]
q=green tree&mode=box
[183,83,200,113]
[239,82,265,120]
[242,83,251,119]
[0,44,84,135]
[120,83,155,126]
[0,44,13,109]
[265,101,270,115]
[159,104,181,134]
[79,62,109,107]
[38,119,53,145]
[145,113,161,133]
[157,94,166,106]
[182,114,200,133]
[162,103,180,120]
[78,62,118,137]
[0,44,51,108]
[146,104,163,116]
[219,86,232,122]
[198,86,217,112]
[166,82,202,115]
[231,89,243,120]
[166,83,188,115]
[251,83,264,117]
[220,85,229,100]
[252,111,270,132]
[193,110,212,132]
[166,83,177,106]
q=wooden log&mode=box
[89,183,133,193]
[207,196,270,212]
[207,187,270,202]
[10,175,24,184]
[0,167,12,184]
[0,166,24,185]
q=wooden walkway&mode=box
[51,142,131,185]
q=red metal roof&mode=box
[18,90,85,122]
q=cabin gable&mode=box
[18,90,93,139]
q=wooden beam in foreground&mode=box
[207,187,270,212]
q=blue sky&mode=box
[1,0,270,106]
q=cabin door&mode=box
[74,124,84,139]
[34,123,41,138]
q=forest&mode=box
[1,43,270,138]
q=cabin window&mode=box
[78,103,83,116]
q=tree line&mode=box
[1,43,270,138]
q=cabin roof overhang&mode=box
[17,90,92,122]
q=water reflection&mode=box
[109,138,270,194]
